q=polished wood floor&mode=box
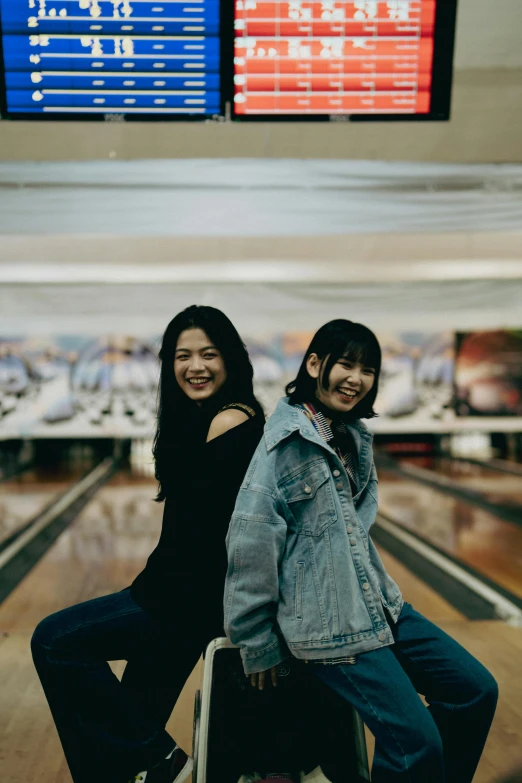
[0,469,521,783]
[399,457,522,505]
[0,465,85,548]
[378,469,522,599]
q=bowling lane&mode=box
[0,460,512,628]
[377,547,464,622]
[0,465,89,550]
[0,468,163,633]
[0,464,463,630]
[1,466,520,783]
[377,468,522,599]
[0,456,465,632]
[0,467,202,782]
[397,456,522,506]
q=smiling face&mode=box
[306,352,376,417]
[173,328,227,404]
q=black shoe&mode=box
[130,746,193,783]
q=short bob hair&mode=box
[286,319,381,419]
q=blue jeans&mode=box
[31,589,205,783]
[311,603,498,783]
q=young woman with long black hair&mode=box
[225,319,498,783]
[31,305,264,783]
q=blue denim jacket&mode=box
[224,397,403,675]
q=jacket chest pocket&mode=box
[280,460,337,536]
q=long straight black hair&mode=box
[286,319,381,419]
[153,305,263,501]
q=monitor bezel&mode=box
[228,0,458,123]
[0,0,458,122]
[0,0,227,121]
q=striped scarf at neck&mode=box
[293,401,359,493]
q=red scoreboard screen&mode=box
[233,0,454,118]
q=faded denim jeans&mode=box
[311,602,498,783]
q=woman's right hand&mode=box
[249,666,278,690]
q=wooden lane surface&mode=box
[398,457,522,506]
[0,470,164,633]
[0,466,85,549]
[378,469,522,599]
[0,470,203,783]
[0,470,521,782]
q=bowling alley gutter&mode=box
[379,459,522,529]
[373,514,522,628]
[454,456,522,478]
[0,458,116,605]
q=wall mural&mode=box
[455,330,522,417]
[376,331,454,422]
[0,335,159,438]
[1,329,518,438]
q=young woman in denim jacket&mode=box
[224,319,498,783]
[31,306,265,783]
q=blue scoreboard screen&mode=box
[0,0,220,116]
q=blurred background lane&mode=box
[396,456,522,506]
[377,466,522,599]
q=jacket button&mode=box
[362,582,370,591]
[349,538,357,546]
[333,469,341,477]
[336,482,343,490]
[304,484,312,494]
[346,526,353,534]
[378,632,386,642]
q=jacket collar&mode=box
[264,397,373,454]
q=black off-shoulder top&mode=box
[130,407,264,641]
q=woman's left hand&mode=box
[249,666,278,690]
